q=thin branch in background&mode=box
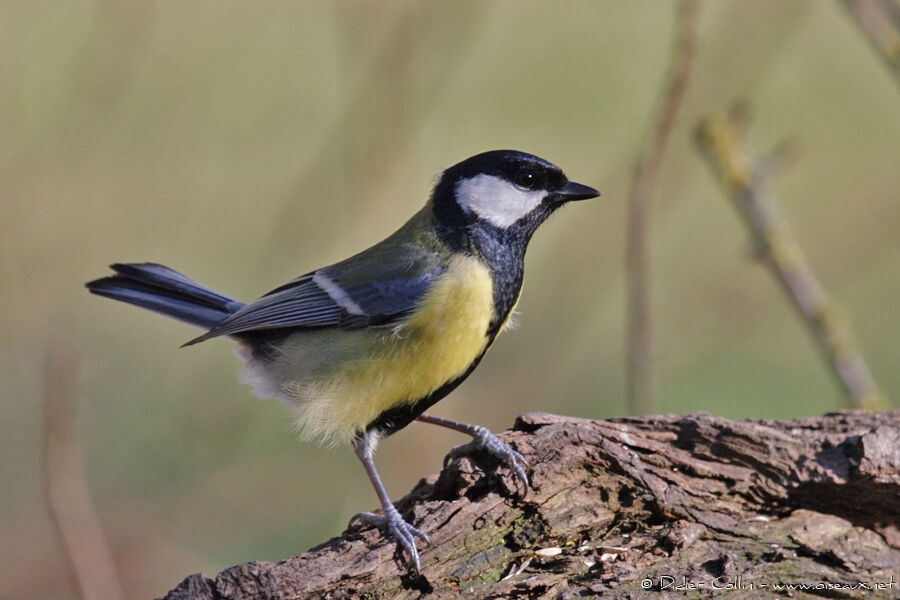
[71,0,155,109]
[843,0,900,86]
[42,342,125,600]
[268,2,488,260]
[696,109,890,411]
[626,0,701,415]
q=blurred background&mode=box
[2,1,898,597]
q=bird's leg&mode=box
[417,413,529,489]
[352,431,429,572]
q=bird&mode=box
[86,149,600,572]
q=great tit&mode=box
[86,149,599,571]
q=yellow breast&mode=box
[282,254,496,445]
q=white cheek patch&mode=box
[455,174,546,228]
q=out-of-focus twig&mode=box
[696,109,889,411]
[269,2,487,259]
[626,0,701,415]
[843,0,900,86]
[43,343,125,600]
[71,0,155,108]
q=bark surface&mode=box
[160,411,900,599]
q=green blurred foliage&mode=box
[1,1,897,597]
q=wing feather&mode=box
[183,244,446,346]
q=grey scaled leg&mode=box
[352,432,430,571]
[417,413,529,489]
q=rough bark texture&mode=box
[160,411,900,599]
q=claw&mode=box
[446,424,530,491]
[419,415,530,491]
[357,503,429,571]
[471,426,530,490]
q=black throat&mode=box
[467,216,542,341]
[433,184,557,341]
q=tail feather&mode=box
[86,263,245,332]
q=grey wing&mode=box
[183,264,444,345]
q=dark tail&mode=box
[86,263,245,331]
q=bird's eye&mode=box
[514,170,538,190]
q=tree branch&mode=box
[626,0,701,414]
[696,108,890,411]
[43,342,125,600]
[160,410,900,599]
[843,0,900,87]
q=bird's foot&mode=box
[355,503,430,572]
[446,424,530,491]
